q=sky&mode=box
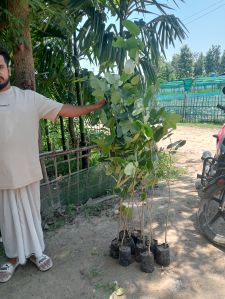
[83,0,225,71]
[159,0,225,60]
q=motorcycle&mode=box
[197,89,225,247]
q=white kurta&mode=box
[0,182,44,264]
[0,86,64,264]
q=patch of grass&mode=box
[156,152,187,180]
[94,282,116,295]
[89,267,103,278]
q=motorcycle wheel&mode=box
[197,184,225,247]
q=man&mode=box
[0,47,106,283]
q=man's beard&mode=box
[0,78,9,91]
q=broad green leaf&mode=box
[131,132,141,143]
[124,162,135,176]
[100,110,108,124]
[129,48,139,62]
[132,98,144,116]
[123,20,140,36]
[153,126,165,142]
[132,107,144,116]
[105,72,120,84]
[131,75,140,85]
[123,83,134,91]
[133,120,143,130]
[126,96,136,105]
[92,89,104,98]
[163,111,181,129]
[126,37,139,50]
[120,72,131,82]
[108,157,125,164]
[167,139,186,150]
[106,117,116,128]
[112,36,125,48]
[111,91,121,104]
[120,120,131,135]
[142,124,153,139]
[105,134,115,146]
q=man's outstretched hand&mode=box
[59,98,107,118]
[95,99,107,109]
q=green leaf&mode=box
[120,120,131,135]
[154,126,165,142]
[105,72,120,84]
[133,120,143,130]
[123,83,134,91]
[92,89,104,98]
[163,111,181,129]
[124,162,135,176]
[167,139,186,150]
[123,20,140,36]
[140,192,147,201]
[129,48,139,61]
[111,91,121,104]
[120,206,133,218]
[132,98,144,116]
[126,37,139,49]
[100,110,108,124]
[131,75,140,85]
[112,36,125,48]
[142,124,153,139]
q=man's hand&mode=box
[95,99,107,109]
[58,98,107,118]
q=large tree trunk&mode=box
[8,0,35,90]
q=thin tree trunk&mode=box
[68,118,77,148]
[59,116,67,151]
[44,119,51,152]
[73,33,88,169]
[59,116,68,160]
[118,0,126,75]
[8,0,35,90]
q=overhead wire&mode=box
[185,2,225,25]
[183,0,225,21]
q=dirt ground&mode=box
[2,124,225,299]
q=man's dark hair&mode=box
[0,47,10,66]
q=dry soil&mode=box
[1,124,225,299]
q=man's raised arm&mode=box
[58,99,106,118]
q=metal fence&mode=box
[157,94,225,123]
[39,146,115,221]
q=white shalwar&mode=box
[0,86,63,264]
[0,182,44,264]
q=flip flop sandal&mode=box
[29,254,53,272]
[0,262,19,283]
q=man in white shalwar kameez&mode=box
[0,47,106,282]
